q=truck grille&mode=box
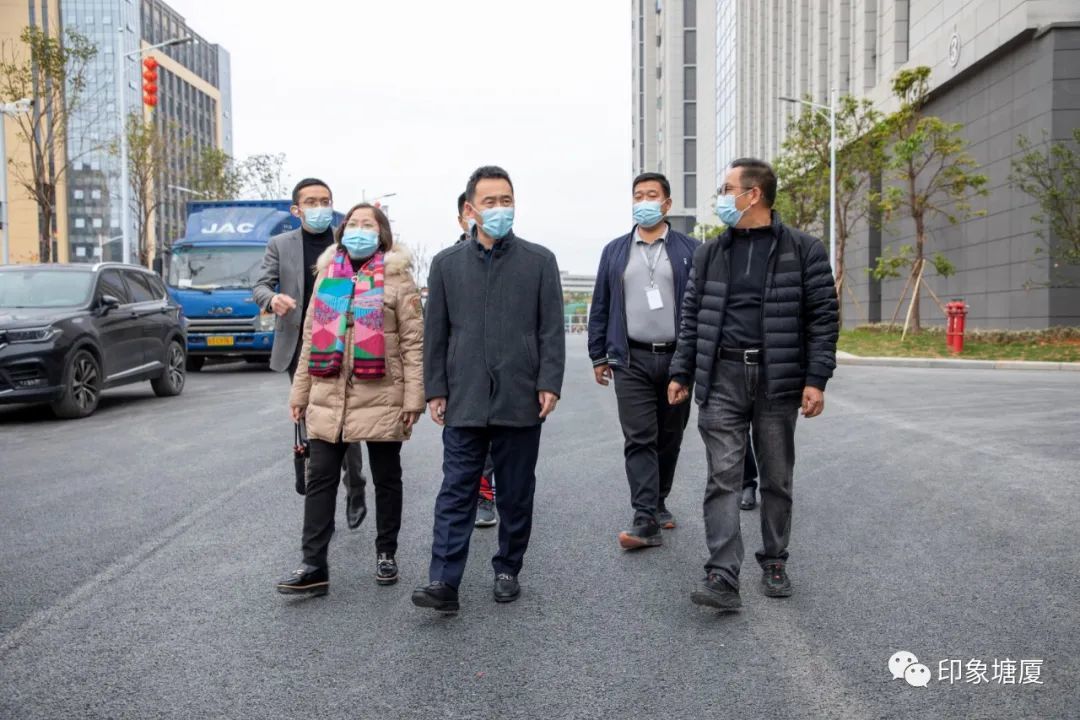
[186,317,258,335]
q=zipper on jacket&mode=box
[759,233,779,399]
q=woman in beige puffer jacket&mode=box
[277,202,424,596]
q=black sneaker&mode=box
[761,562,793,597]
[375,553,399,585]
[475,497,497,528]
[690,573,742,611]
[493,573,520,603]
[657,505,676,529]
[740,486,757,511]
[618,520,663,550]
[275,564,329,597]
[411,582,459,613]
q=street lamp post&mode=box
[1,98,33,265]
[116,29,192,265]
[779,88,838,274]
[167,184,208,198]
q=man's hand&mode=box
[593,365,613,386]
[667,380,689,406]
[801,386,825,418]
[270,293,297,316]
[290,404,306,423]
[402,411,422,430]
[428,397,447,426]
[538,391,559,419]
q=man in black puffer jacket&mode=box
[668,158,838,611]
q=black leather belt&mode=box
[629,339,677,353]
[718,347,763,365]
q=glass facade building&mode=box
[60,0,231,263]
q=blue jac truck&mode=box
[166,200,340,371]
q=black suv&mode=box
[0,263,187,418]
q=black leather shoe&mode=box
[275,564,329,597]
[618,519,663,550]
[691,573,741,611]
[740,486,757,511]
[346,486,367,530]
[411,582,459,613]
[375,553,398,585]
[761,562,793,597]
[493,573,520,603]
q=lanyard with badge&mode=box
[639,240,666,311]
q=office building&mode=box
[0,0,231,265]
[632,0,717,234]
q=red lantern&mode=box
[142,57,159,108]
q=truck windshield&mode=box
[167,246,266,291]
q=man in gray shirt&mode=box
[587,173,700,550]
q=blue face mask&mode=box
[714,190,751,227]
[632,201,665,229]
[479,207,514,240]
[302,206,334,233]
[341,227,379,259]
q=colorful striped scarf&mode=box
[308,249,385,379]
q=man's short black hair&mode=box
[457,192,467,217]
[729,158,777,207]
[291,178,331,205]
[632,172,671,198]
[465,166,513,203]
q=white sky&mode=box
[164,0,634,276]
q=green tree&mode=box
[878,66,988,333]
[111,114,181,266]
[0,27,97,262]
[1010,128,1080,286]
[188,146,244,200]
[775,94,886,310]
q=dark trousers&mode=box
[743,432,758,490]
[697,360,798,589]
[613,347,692,524]
[429,424,543,588]
[301,439,403,567]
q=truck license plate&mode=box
[207,336,234,347]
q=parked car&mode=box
[0,263,187,419]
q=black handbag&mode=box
[293,420,310,496]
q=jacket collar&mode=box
[471,227,516,257]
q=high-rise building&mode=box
[1,0,232,265]
[713,0,1080,329]
[631,0,717,234]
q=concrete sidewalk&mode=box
[837,349,1080,371]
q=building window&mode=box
[684,67,696,100]
[684,102,696,136]
[684,30,696,64]
[75,218,85,229]
[74,189,85,200]
[91,189,101,200]
[684,140,697,172]
[92,218,103,228]
[684,174,697,205]
[683,0,696,26]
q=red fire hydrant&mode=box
[945,300,969,354]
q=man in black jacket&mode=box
[413,166,565,613]
[668,158,838,610]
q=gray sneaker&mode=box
[475,497,497,527]
[657,507,676,529]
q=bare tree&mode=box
[408,239,432,288]
[241,152,288,200]
[0,26,98,262]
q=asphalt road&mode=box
[1,336,1077,719]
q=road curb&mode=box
[836,351,1080,372]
